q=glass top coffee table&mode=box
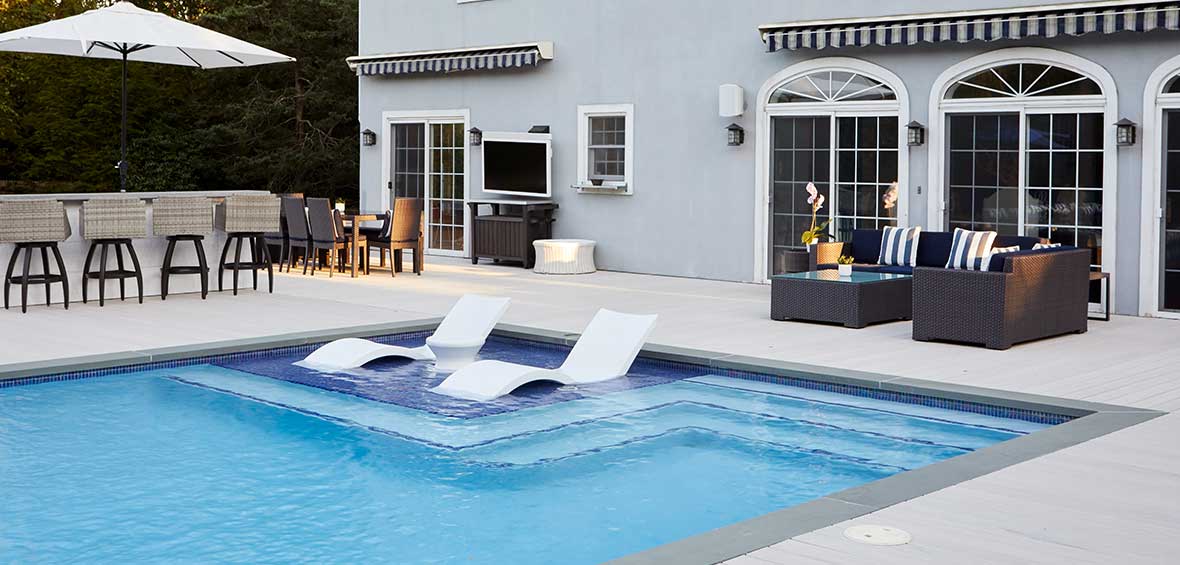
[770,270,912,328]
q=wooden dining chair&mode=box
[368,197,423,277]
[305,198,353,277]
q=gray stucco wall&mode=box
[357,0,1180,315]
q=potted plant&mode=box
[334,198,346,212]
[837,254,854,277]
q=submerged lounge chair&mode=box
[432,309,658,401]
[296,294,511,372]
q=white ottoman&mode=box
[533,239,597,275]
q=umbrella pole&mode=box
[119,50,128,192]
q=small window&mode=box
[577,104,633,193]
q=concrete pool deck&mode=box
[1,256,1177,563]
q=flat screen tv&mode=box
[481,133,551,197]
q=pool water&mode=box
[0,338,1050,564]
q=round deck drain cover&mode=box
[843,524,911,546]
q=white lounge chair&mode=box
[296,294,511,372]
[431,309,658,401]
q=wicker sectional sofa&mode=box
[810,229,1090,349]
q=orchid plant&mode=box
[800,182,830,245]
[882,181,899,211]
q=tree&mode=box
[0,0,359,201]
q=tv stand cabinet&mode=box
[467,199,558,268]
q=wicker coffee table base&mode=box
[771,275,912,328]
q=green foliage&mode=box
[0,0,358,201]
[837,254,854,265]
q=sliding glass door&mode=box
[946,111,1103,268]
[388,119,466,255]
[768,114,899,276]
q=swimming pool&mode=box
[0,332,1061,564]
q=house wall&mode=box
[357,0,1180,315]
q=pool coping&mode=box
[0,320,1165,565]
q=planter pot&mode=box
[837,264,853,277]
[778,249,811,274]
[335,203,346,212]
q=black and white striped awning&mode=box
[347,41,553,77]
[761,0,1180,51]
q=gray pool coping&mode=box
[0,319,1165,565]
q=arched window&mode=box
[946,63,1101,99]
[1164,75,1180,94]
[763,66,904,275]
[769,71,896,104]
[939,58,1106,272]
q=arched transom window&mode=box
[765,68,902,275]
[942,60,1106,271]
[769,71,896,104]
[946,63,1100,99]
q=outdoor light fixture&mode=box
[361,129,376,146]
[468,127,483,146]
[1115,118,1137,146]
[906,121,926,147]
[727,123,745,147]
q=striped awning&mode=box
[761,0,1180,51]
[347,41,553,77]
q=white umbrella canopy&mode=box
[0,1,295,189]
[0,1,294,68]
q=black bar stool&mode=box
[218,194,281,295]
[153,196,214,300]
[1,199,70,314]
[80,198,146,307]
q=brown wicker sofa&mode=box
[911,247,1091,349]
[807,229,1090,349]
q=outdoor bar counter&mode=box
[0,190,270,306]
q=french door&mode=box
[389,119,467,255]
[768,114,899,276]
[946,110,1104,269]
[1161,110,1180,311]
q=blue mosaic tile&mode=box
[0,330,1074,425]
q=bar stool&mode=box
[219,194,281,295]
[154,197,214,300]
[81,198,146,307]
[1,199,70,313]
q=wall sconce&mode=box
[468,127,483,146]
[906,121,925,147]
[726,123,745,147]
[1115,118,1137,146]
[361,129,377,146]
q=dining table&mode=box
[340,212,379,278]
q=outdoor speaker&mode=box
[719,84,745,117]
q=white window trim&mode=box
[1138,53,1180,318]
[576,103,634,195]
[753,57,910,283]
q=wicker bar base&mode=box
[771,273,912,328]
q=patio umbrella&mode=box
[0,1,295,191]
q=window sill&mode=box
[572,182,630,195]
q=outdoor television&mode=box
[481,132,552,198]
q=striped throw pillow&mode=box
[985,245,1020,272]
[877,226,922,267]
[945,228,997,270]
[1033,242,1062,250]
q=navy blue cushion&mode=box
[993,235,1042,250]
[850,230,883,264]
[916,231,953,268]
[986,245,1077,271]
[849,264,913,275]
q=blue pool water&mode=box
[0,336,1052,564]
